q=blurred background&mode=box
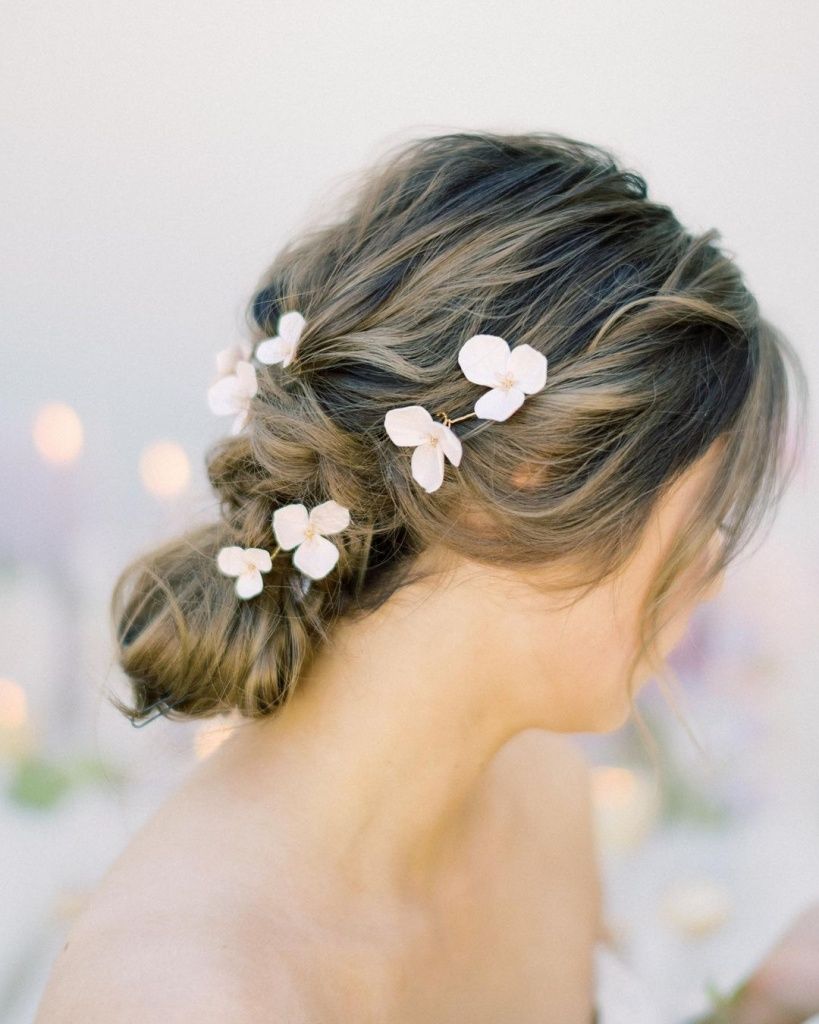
[2,1,817,1020]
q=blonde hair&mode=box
[110,131,808,722]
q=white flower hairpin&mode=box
[457,333,547,421]
[207,349,259,435]
[384,332,547,493]
[208,312,353,600]
[383,406,463,494]
[216,499,351,600]
[255,311,307,368]
[209,321,544,593]
[206,312,306,434]
[216,546,272,599]
[215,341,253,377]
[271,499,350,580]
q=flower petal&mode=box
[457,334,510,388]
[245,548,273,573]
[272,504,310,549]
[507,344,547,394]
[207,375,243,415]
[474,386,525,422]
[236,568,264,599]
[255,336,289,365]
[216,343,252,377]
[278,311,306,346]
[215,348,233,377]
[234,360,258,397]
[309,499,350,536]
[293,534,340,580]
[231,406,249,434]
[384,406,436,447]
[431,422,462,467]
[280,343,299,369]
[411,442,446,492]
[217,546,247,577]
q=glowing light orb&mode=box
[661,878,731,937]
[0,677,27,729]
[32,403,84,465]
[139,441,191,499]
[591,765,660,852]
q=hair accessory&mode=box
[457,334,548,421]
[255,311,307,367]
[385,333,547,492]
[215,341,252,377]
[209,311,352,599]
[215,500,351,600]
[272,500,350,580]
[127,692,191,728]
[206,311,306,434]
[206,309,305,434]
[207,351,259,435]
[217,545,273,598]
[383,406,464,494]
[208,323,545,592]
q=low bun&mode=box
[111,312,424,722]
[111,518,329,719]
[111,386,391,721]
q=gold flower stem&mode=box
[436,410,478,428]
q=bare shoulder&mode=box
[34,906,316,1024]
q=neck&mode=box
[216,551,555,919]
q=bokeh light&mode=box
[32,403,84,465]
[0,677,34,759]
[661,878,732,937]
[139,441,191,499]
[591,765,660,852]
[0,677,27,729]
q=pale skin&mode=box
[36,442,819,1023]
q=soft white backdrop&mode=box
[2,1,818,1021]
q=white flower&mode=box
[272,499,350,580]
[206,360,258,434]
[458,333,547,421]
[214,341,253,378]
[217,546,273,599]
[255,311,307,368]
[383,405,462,493]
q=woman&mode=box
[36,131,815,1022]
